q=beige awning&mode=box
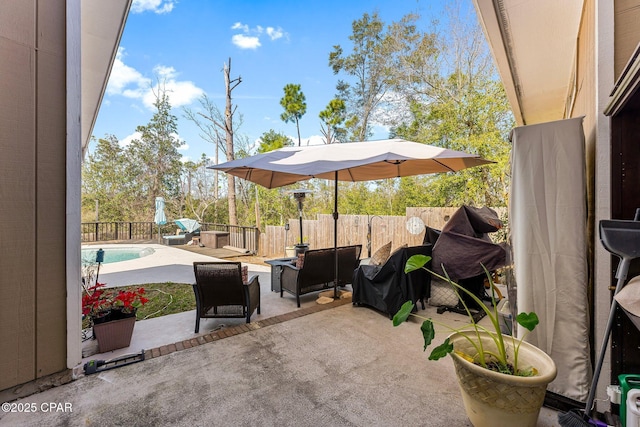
[81,0,132,158]
[472,0,585,125]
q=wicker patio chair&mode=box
[192,262,260,333]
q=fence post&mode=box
[255,227,260,254]
[95,222,99,242]
[242,227,247,250]
[129,223,132,240]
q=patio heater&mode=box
[292,189,311,255]
[284,223,290,257]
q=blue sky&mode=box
[91,0,459,163]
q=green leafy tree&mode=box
[82,135,136,222]
[257,129,293,153]
[127,83,184,217]
[391,3,513,207]
[319,98,347,144]
[279,83,307,146]
[328,12,435,142]
[328,12,385,142]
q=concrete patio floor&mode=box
[0,244,561,426]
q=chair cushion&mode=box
[369,241,392,266]
[296,253,305,269]
[242,265,248,284]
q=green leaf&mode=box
[420,320,435,351]
[428,337,454,360]
[392,301,415,326]
[516,312,539,331]
[404,255,431,273]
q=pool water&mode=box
[81,247,155,264]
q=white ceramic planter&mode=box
[285,246,296,257]
[449,332,557,427]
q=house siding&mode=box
[615,0,640,78]
[0,0,68,391]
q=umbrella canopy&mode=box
[154,197,167,225]
[212,138,493,189]
[175,218,201,233]
[210,138,493,297]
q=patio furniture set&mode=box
[190,206,508,336]
[190,242,435,333]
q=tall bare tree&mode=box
[184,94,228,202]
[186,58,242,225]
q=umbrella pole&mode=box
[333,172,339,299]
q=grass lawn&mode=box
[132,282,195,320]
[82,282,194,331]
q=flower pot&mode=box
[285,246,296,257]
[448,332,557,427]
[93,316,136,353]
[110,308,137,321]
[91,310,112,324]
[294,243,309,256]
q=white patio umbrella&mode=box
[154,197,167,242]
[210,138,493,297]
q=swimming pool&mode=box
[81,247,155,264]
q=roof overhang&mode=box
[472,0,585,125]
[604,42,640,116]
[81,0,132,157]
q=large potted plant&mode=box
[82,283,148,353]
[394,255,557,427]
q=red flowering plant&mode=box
[81,283,148,326]
[112,288,149,315]
[82,283,112,319]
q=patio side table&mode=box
[265,257,296,292]
[200,231,230,248]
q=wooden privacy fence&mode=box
[259,207,506,258]
[80,207,504,258]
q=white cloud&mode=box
[142,68,204,109]
[106,48,150,97]
[232,34,261,50]
[131,0,175,14]
[173,133,189,151]
[119,131,142,148]
[230,22,288,49]
[106,48,204,111]
[231,22,249,32]
[266,27,285,40]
